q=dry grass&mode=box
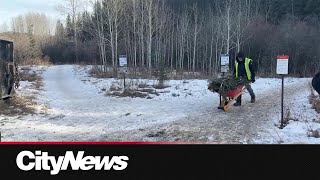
[19,70,39,82]
[152,83,170,89]
[311,98,320,113]
[89,66,213,80]
[310,95,320,113]
[0,94,37,116]
[169,70,213,80]
[0,67,44,116]
[19,68,44,90]
[106,80,160,99]
[276,106,299,129]
[88,67,170,98]
[21,57,51,66]
[307,129,320,138]
[89,66,117,78]
[305,120,320,138]
[109,83,122,92]
[106,89,149,98]
[283,108,299,126]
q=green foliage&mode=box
[208,76,250,97]
[55,20,65,40]
[78,12,94,42]
[66,14,74,41]
[27,25,42,59]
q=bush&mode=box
[22,56,51,66]
[89,66,116,78]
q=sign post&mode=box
[119,55,128,89]
[219,54,230,108]
[277,55,289,129]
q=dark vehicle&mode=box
[0,39,19,100]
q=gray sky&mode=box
[0,0,65,28]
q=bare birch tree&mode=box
[144,0,161,74]
[0,23,8,33]
[191,3,203,73]
[11,15,25,33]
[57,0,87,63]
[90,0,107,71]
[103,0,125,68]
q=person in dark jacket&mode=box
[312,72,320,95]
[233,51,256,106]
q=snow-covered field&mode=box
[253,87,320,144]
[0,65,319,144]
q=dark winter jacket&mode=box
[312,72,320,94]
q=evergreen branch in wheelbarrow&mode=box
[208,76,251,97]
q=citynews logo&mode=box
[16,151,129,175]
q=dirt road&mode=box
[0,65,310,143]
[102,78,310,144]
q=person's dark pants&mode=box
[236,84,255,104]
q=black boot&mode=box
[251,96,256,103]
[234,96,242,106]
[234,102,241,106]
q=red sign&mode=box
[277,55,289,60]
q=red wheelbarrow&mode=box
[218,84,249,112]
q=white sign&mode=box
[119,55,127,67]
[221,54,229,73]
[221,54,230,66]
[277,55,289,75]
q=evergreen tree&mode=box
[28,24,42,59]
[55,20,65,41]
[76,13,83,42]
[81,11,93,42]
[66,14,74,41]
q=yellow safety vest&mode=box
[235,58,252,80]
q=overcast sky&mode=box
[0,0,65,28]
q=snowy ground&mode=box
[253,86,320,144]
[0,65,319,144]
